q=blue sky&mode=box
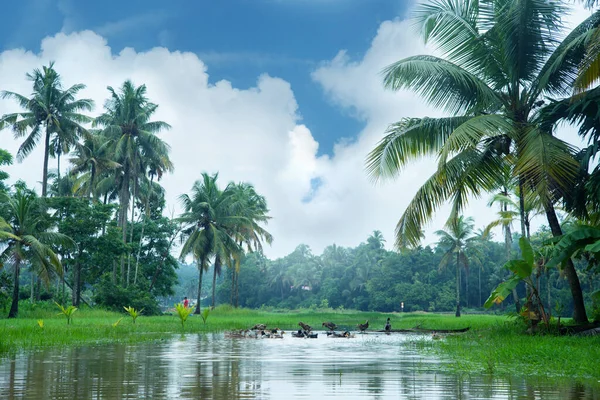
[1,0,410,156]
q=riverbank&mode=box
[1,304,599,382]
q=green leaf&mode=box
[584,240,600,253]
[519,237,534,266]
[484,276,521,308]
[506,259,532,279]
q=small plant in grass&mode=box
[37,320,44,330]
[200,307,210,325]
[175,303,194,330]
[124,306,143,324]
[55,302,77,325]
[112,317,124,328]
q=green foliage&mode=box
[174,302,194,329]
[55,302,77,325]
[0,148,12,193]
[123,306,143,324]
[592,290,600,323]
[200,307,210,325]
[93,279,160,315]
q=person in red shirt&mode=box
[183,297,189,308]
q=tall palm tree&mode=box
[436,216,476,317]
[94,80,171,286]
[0,188,73,318]
[178,173,244,313]
[0,62,94,197]
[366,0,599,323]
[227,182,272,306]
[69,133,121,200]
[133,156,174,285]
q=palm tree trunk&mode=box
[544,203,588,324]
[119,166,130,286]
[465,267,469,308]
[212,256,221,309]
[195,258,204,315]
[57,150,61,183]
[30,270,34,303]
[127,180,136,286]
[547,268,552,319]
[478,266,482,307]
[89,164,96,200]
[8,259,21,318]
[230,268,235,306]
[134,175,154,285]
[455,251,461,317]
[41,126,51,197]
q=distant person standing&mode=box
[183,297,189,308]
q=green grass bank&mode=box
[1,304,599,383]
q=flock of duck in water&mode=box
[224,318,393,339]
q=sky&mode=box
[0,0,594,258]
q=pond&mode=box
[1,332,598,399]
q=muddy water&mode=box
[1,332,598,399]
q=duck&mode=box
[251,324,267,331]
[384,318,392,333]
[298,322,312,332]
[322,321,337,331]
[357,320,369,333]
[292,329,305,338]
[328,330,353,338]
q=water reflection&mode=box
[0,333,598,399]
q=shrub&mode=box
[93,279,161,315]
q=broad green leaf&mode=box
[519,237,534,266]
[584,240,600,253]
[484,276,520,308]
[506,259,532,279]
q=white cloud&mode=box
[0,1,594,259]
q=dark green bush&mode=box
[93,278,161,315]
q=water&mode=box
[1,332,598,399]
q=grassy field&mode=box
[1,303,599,382]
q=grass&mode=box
[1,303,599,383]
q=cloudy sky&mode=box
[0,0,594,258]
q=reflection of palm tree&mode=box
[436,216,476,317]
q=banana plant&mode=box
[484,237,549,329]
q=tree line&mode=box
[0,64,271,318]
[1,0,600,324]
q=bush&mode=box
[93,279,161,315]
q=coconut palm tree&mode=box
[436,216,477,317]
[0,188,73,318]
[227,182,272,306]
[93,80,171,286]
[69,133,121,200]
[178,173,244,313]
[0,62,94,197]
[366,0,599,323]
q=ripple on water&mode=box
[0,332,598,399]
